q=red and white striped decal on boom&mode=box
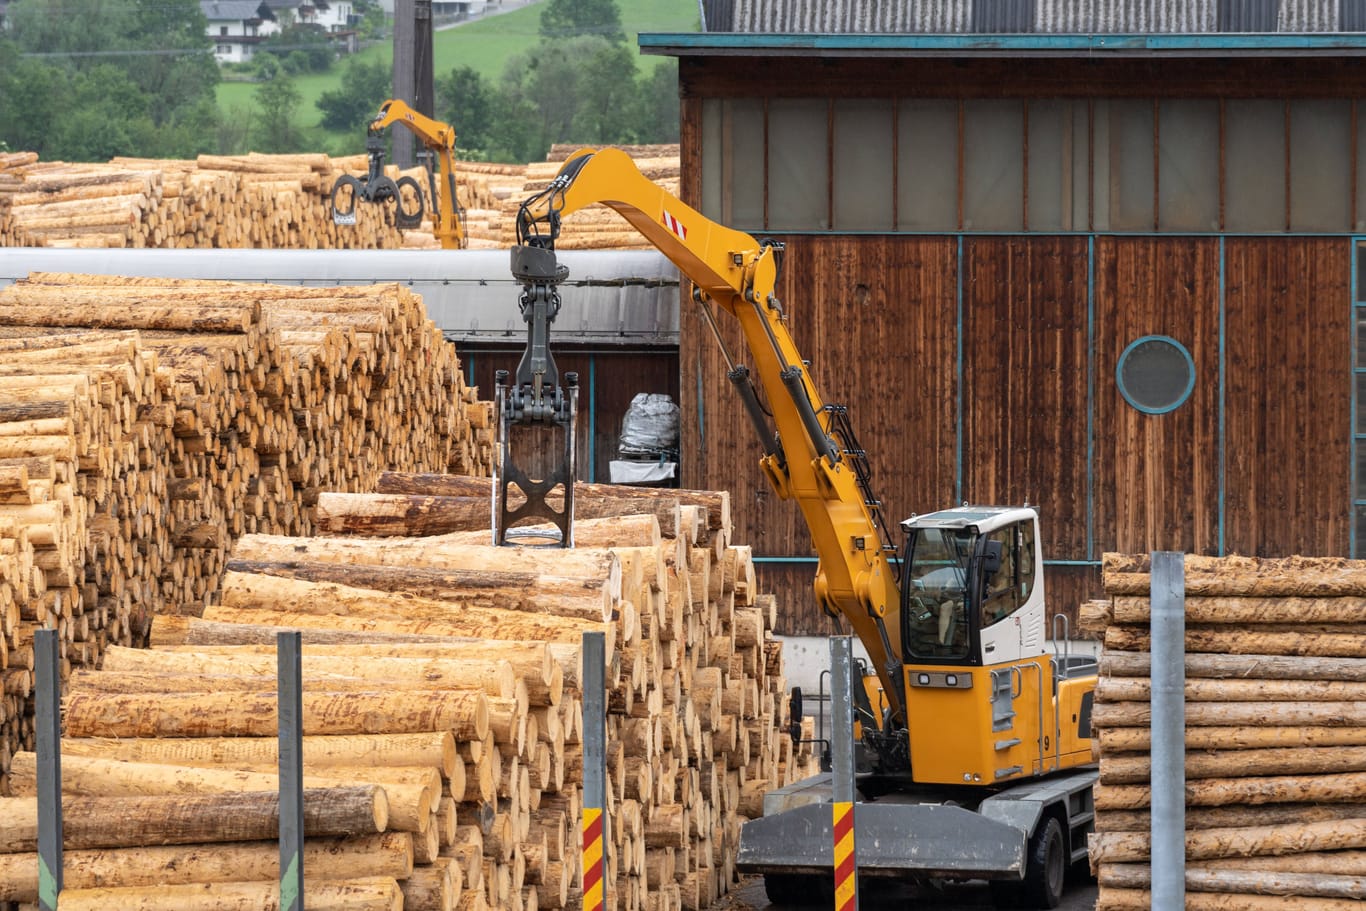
[662,209,687,241]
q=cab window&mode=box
[980,528,1017,627]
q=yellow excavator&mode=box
[330,99,467,249]
[506,148,1099,908]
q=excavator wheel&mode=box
[989,815,1066,909]
[763,873,833,907]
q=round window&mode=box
[1116,336,1195,414]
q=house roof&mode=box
[200,0,271,22]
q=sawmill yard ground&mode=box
[708,874,1098,910]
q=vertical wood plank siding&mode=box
[961,237,1091,560]
[1093,238,1222,556]
[1223,238,1350,556]
[680,236,958,633]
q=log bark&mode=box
[219,568,615,624]
[224,558,620,616]
[0,833,413,902]
[1111,595,1366,625]
[1090,804,1366,833]
[1096,677,1366,703]
[1095,772,1366,808]
[1097,862,1366,898]
[1099,745,1366,783]
[1089,818,1366,863]
[1103,626,1366,656]
[1099,651,1366,681]
[52,877,404,911]
[1097,724,1366,753]
[1092,701,1366,727]
[1095,886,1365,911]
[315,492,682,540]
[0,786,388,850]
[6,752,435,834]
[59,732,456,778]
[62,689,489,740]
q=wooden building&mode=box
[639,1,1366,634]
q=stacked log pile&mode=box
[499,146,680,251]
[0,472,817,910]
[1082,553,1366,911]
[0,146,684,252]
[0,273,494,787]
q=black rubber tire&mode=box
[989,816,1067,909]
[763,874,834,907]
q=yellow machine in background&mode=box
[508,148,1099,908]
[330,99,467,249]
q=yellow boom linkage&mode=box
[331,99,467,249]
[515,147,906,724]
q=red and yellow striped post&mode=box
[833,800,856,910]
[582,806,605,911]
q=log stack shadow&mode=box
[1083,553,1366,911]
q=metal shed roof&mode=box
[0,249,681,347]
[641,31,1366,57]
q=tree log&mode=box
[6,752,434,833]
[1088,817,1366,863]
[62,689,489,740]
[1099,746,1366,783]
[1098,862,1366,898]
[0,833,413,902]
[52,876,404,911]
[1103,626,1366,656]
[59,732,456,778]
[1093,701,1366,727]
[99,646,521,699]
[1095,886,1365,911]
[1097,725,1366,752]
[0,786,388,850]
[223,558,621,616]
[219,568,615,624]
[1096,678,1366,703]
[1099,651,1366,681]
[197,605,612,661]
[1095,772,1366,808]
[315,492,682,540]
[1094,804,1366,832]
[375,472,730,537]
[1111,595,1366,625]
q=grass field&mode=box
[218,0,699,153]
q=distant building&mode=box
[200,0,276,63]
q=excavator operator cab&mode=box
[899,506,1045,667]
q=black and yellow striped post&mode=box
[581,631,607,911]
[830,635,858,911]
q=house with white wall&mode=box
[200,0,275,63]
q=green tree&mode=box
[318,59,392,133]
[259,23,334,75]
[254,72,304,152]
[539,0,626,43]
[571,39,639,144]
[633,60,680,144]
[0,0,220,160]
[436,65,494,154]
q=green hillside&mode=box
[217,0,699,151]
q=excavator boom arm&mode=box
[519,148,907,722]
[368,100,465,249]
